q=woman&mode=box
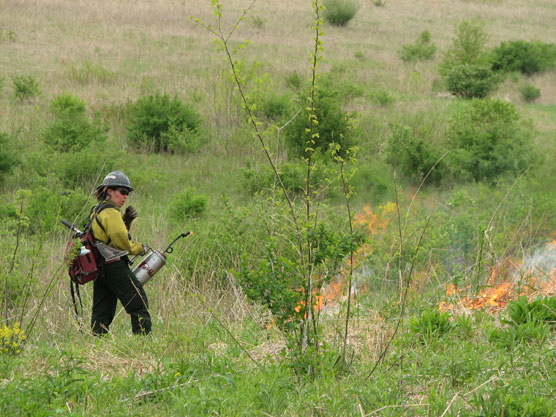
[90,170,151,335]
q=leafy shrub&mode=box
[409,309,453,343]
[262,92,291,121]
[386,123,446,183]
[323,0,359,26]
[170,188,207,221]
[12,75,40,101]
[447,99,534,182]
[25,185,89,233]
[242,161,327,195]
[56,146,120,189]
[0,132,19,179]
[126,93,202,153]
[399,31,437,62]
[490,40,556,75]
[367,89,395,106]
[520,84,541,102]
[444,63,500,98]
[42,94,108,152]
[350,161,395,202]
[285,83,354,157]
[285,71,303,90]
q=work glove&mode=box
[123,205,138,231]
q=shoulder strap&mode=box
[88,202,113,245]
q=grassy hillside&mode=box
[1,0,556,415]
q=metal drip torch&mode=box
[132,232,191,285]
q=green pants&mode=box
[91,259,152,335]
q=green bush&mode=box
[285,83,354,158]
[170,188,207,221]
[262,92,291,121]
[350,160,395,202]
[520,84,541,102]
[386,123,446,183]
[285,71,303,90]
[12,75,40,101]
[323,0,359,26]
[444,63,500,98]
[447,99,534,182]
[491,40,556,75]
[0,132,19,180]
[399,31,437,62]
[42,94,108,152]
[126,93,202,153]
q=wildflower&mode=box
[0,323,26,355]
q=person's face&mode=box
[107,187,129,208]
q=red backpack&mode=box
[62,203,112,285]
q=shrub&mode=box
[491,40,556,75]
[285,83,354,158]
[386,123,446,183]
[439,20,490,78]
[0,132,19,179]
[126,93,202,153]
[399,31,437,62]
[368,89,395,106]
[285,71,303,90]
[447,99,534,182]
[12,75,40,101]
[444,63,500,98]
[262,92,291,121]
[322,0,359,26]
[520,84,541,102]
[170,188,207,221]
[42,94,108,152]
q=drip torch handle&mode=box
[164,231,191,254]
[60,219,83,235]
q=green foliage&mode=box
[409,309,454,344]
[472,390,555,417]
[507,296,556,325]
[385,123,446,183]
[285,80,355,158]
[520,83,541,102]
[42,94,108,152]
[0,323,26,355]
[169,188,207,221]
[323,0,359,26]
[250,15,267,29]
[285,71,303,90]
[399,31,437,62]
[67,60,118,84]
[447,99,534,182]
[490,40,556,75]
[440,20,489,73]
[350,160,395,202]
[487,321,549,349]
[261,91,292,121]
[12,75,40,101]
[126,93,202,153]
[25,185,89,233]
[367,89,395,106]
[0,132,20,180]
[444,63,500,98]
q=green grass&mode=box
[1,0,556,415]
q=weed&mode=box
[409,309,454,344]
[520,83,541,102]
[0,322,26,354]
[0,132,19,180]
[285,71,303,90]
[12,75,40,101]
[250,15,267,29]
[399,31,437,62]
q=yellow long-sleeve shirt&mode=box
[91,203,144,256]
